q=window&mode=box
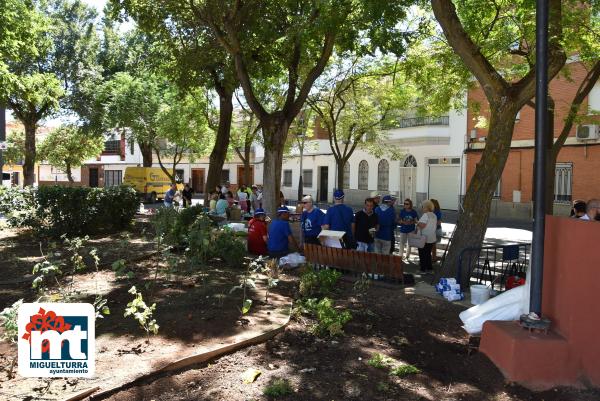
[404,154,417,167]
[554,163,573,203]
[175,169,184,184]
[103,140,120,154]
[377,159,389,191]
[221,169,230,183]
[104,170,122,187]
[493,179,501,198]
[302,169,313,188]
[283,170,292,187]
[129,139,135,155]
[358,160,369,190]
[343,162,350,189]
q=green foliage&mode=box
[212,228,246,267]
[389,364,420,377]
[185,213,214,264]
[367,353,396,369]
[263,378,293,398]
[299,267,342,298]
[37,125,105,181]
[367,352,419,377]
[34,185,138,236]
[2,130,25,166]
[0,299,23,343]
[124,286,159,341]
[0,186,38,227]
[299,298,352,337]
[150,206,179,245]
[353,272,372,297]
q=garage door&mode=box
[428,165,460,210]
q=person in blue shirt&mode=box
[398,198,419,261]
[268,206,300,257]
[300,195,324,245]
[163,184,177,207]
[322,189,355,249]
[374,195,397,254]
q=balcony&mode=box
[396,115,449,128]
[103,139,121,155]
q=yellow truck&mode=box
[123,167,182,203]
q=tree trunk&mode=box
[440,105,518,284]
[66,163,74,183]
[336,158,346,190]
[261,121,288,217]
[205,87,233,203]
[243,145,251,186]
[139,142,153,167]
[23,121,37,187]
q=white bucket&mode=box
[470,284,490,305]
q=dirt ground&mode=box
[98,277,600,401]
[1,222,599,401]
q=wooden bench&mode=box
[303,244,404,284]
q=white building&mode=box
[279,106,468,210]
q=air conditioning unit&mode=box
[576,125,599,141]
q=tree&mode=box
[230,97,261,187]
[154,88,213,184]
[3,130,25,167]
[308,56,409,189]
[166,0,412,215]
[108,1,238,202]
[93,71,161,167]
[428,0,568,283]
[2,0,101,186]
[37,125,104,183]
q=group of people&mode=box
[163,183,194,208]
[208,182,265,218]
[571,198,600,221]
[245,188,443,273]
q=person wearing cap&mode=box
[322,189,356,249]
[267,206,300,257]
[248,208,269,255]
[353,197,379,252]
[300,195,324,245]
[374,195,396,254]
[370,191,381,208]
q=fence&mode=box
[457,243,530,291]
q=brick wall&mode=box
[466,61,600,205]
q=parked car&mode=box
[123,167,182,203]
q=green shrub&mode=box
[263,378,293,397]
[0,186,37,227]
[300,297,352,337]
[151,206,179,246]
[152,205,211,248]
[389,364,420,377]
[299,267,342,298]
[186,213,216,264]
[212,228,246,267]
[0,185,138,236]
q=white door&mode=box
[399,167,416,202]
[428,165,460,210]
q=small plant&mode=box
[299,267,341,298]
[230,260,259,315]
[264,258,280,303]
[389,364,420,377]
[376,381,390,393]
[353,272,371,297]
[300,297,352,337]
[124,286,159,342]
[186,213,214,265]
[263,378,293,397]
[93,295,110,319]
[111,259,133,279]
[367,353,396,369]
[0,299,23,343]
[213,228,246,267]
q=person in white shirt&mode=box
[581,198,600,221]
[416,199,438,273]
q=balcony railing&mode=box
[397,115,449,128]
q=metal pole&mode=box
[298,139,304,201]
[530,0,549,316]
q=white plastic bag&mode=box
[279,252,306,268]
[459,285,528,335]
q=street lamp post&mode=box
[0,106,5,181]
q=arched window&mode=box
[358,160,369,190]
[343,161,350,189]
[403,154,417,167]
[377,159,389,191]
